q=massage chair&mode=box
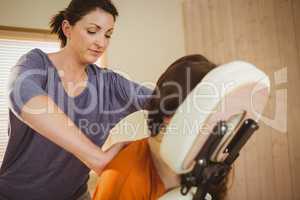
[158,61,270,200]
[103,61,270,200]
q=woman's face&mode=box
[64,8,115,64]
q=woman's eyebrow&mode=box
[89,23,101,29]
[107,28,114,33]
[88,23,114,32]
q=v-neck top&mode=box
[0,48,152,200]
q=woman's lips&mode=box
[89,49,103,55]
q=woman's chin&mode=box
[85,55,100,64]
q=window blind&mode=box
[0,39,59,165]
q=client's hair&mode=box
[146,54,229,199]
[146,54,216,135]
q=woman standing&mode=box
[0,0,151,199]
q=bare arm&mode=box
[20,95,123,175]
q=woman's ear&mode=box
[61,20,72,39]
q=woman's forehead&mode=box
[77,9,115,30]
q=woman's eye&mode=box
[105,35,111,39]
[87,30,96,34]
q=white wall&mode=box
[0,0,70,29]
[107,0,185,86]
[0,0,185,85]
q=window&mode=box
[0,33,60,165]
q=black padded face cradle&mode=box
[180,119,259,200]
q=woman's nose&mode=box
[95,35,107,48]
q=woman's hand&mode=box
[86,142,128,175]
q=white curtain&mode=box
[0,39,59,165]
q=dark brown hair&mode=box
[208,176,230,200]
[49,0,118,47]
[146,54,216,135]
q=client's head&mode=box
[146,54,230,199]
[146,54,216,136]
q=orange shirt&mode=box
[93,139,166,200]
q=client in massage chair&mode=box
[92,54,231,200]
